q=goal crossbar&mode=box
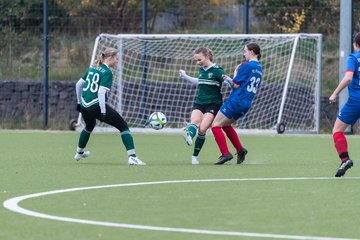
[76,33,322,134]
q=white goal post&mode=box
[77,33,322,134]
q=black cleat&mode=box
[335,159,353,177]
[236,147,248,164]
[215,153,233,165]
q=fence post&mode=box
[43,0,49,127]
[339,0,353,133]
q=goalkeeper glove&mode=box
[99,113,106,122]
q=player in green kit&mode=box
[74,48,145,165]
[179,47,225,164]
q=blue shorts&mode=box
[338,100,360,125]
[220,98,251,120]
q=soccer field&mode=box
[1,130,359,240]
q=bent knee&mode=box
[198,127,207,135]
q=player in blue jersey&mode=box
[211,43,262,165]
[74,48,145,165]
[329,32,360,177]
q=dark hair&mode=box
[194,47,213,62]
[354,32,360,47]
[246,43,261,60]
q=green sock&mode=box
[121,130,136,157]
[188,124,198,139]
[78,129,91,148]
[193,133,206,157]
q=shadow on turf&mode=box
[74,162,125,166]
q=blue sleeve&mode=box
[233,63,250,85]
[346,55,357,72]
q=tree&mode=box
[0,0,69,34]
[251,0,339,35]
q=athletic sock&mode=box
[211,126,229,155]
[121,130,136,157]
[78,129,91,149]
[76,146,84,153]
[222,126,242,152]
[333,131,349,161]
[188,124,198,139]
[193,133,206,157]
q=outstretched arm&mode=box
[222,74,240,89]
[179,69,199,84]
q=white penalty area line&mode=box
[3,177,360,240]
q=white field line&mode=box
[4,177,360,240]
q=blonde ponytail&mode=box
[92,48,118,67]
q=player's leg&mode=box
[333,118,349,160]
[183,107,203,146]
[192,133,204,165]
[104,105,145,165]
[222,126,247,164]
[333,102,357,177]
[191,104,221,164]
[222,106,249,164]
[222,125,242,152]
[74,109,96,161]
[211,107,235,164]
[333,118,353,177]
[192,112,214,164]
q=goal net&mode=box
[78,33,322,134]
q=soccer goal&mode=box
[77,33,322,134]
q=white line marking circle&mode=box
[3,177,360,240]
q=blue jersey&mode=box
[230,60,263,103]
[220,60,262,120]
[337,51,360,125]
[346,51,360,102]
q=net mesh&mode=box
[85,34,321,133]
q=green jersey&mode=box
[195,64,224,105]
[80,64,113,110]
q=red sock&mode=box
[211,126,229,155]
[222,126,242,152]
[333,131,349,161]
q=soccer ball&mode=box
[148,112,167,130]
